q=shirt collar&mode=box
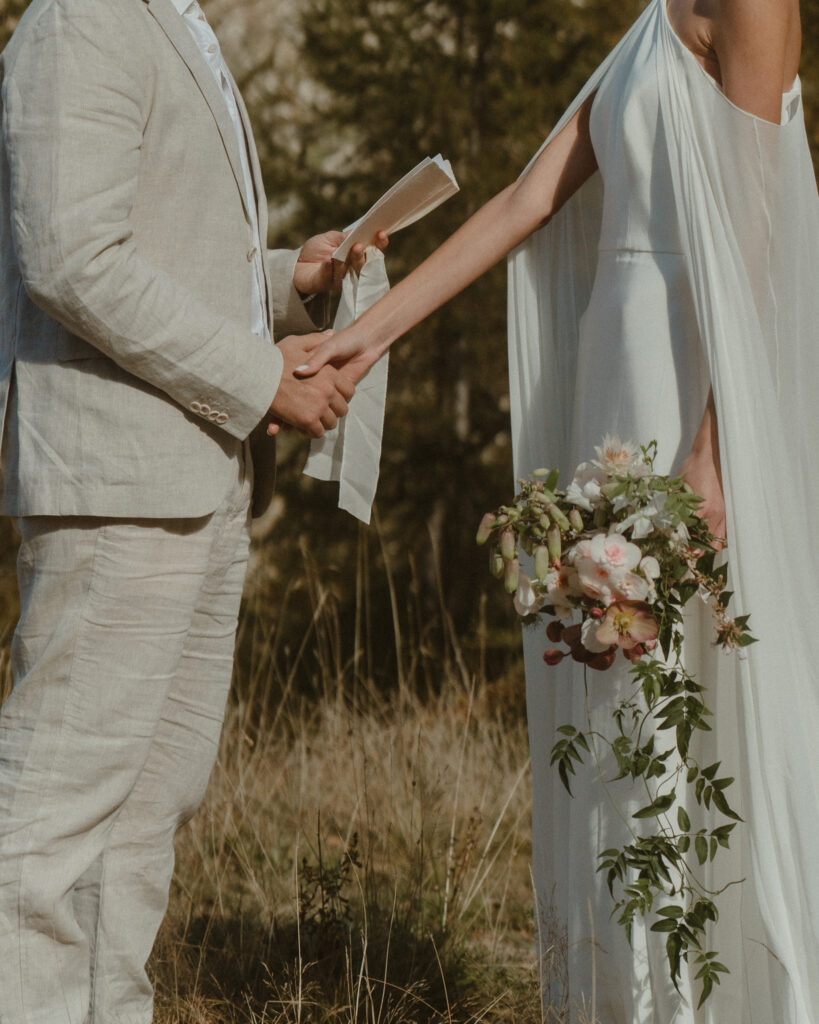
[168,0,196,16]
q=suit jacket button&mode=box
[216,413,229,425]
[246,247,257,262]
[191,400,203,413]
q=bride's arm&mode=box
[681,0,799,538]
[295,96,597,382]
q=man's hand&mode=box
[293,229,390,295]
[267,332,354,438]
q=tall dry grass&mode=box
[151,683,541,1023]
[149,536,546,1023]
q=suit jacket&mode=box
[0,0,323,518]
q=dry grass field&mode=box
[151,681,542,1023]
[0,532,600,1023]
[145,560,549,1023]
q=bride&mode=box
[296,0,818,1020]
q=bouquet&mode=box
[478,437,754,1007]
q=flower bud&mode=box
[543,648,565,666]
[569,509,584,533]
[547,525,562,563]
[534,545,551,581]
[545,620,564,643]
[476,513,497,546]
[546,503,570,532]
[490,549,505,579]
[533,468,550,478]
[539,514,551,531]
[589,648,618,671]
[500,529,517,562]
[504,557,520,594]
[588,606,604,620]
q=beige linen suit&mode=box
[0,0,322,519]
[0,0,327,1020]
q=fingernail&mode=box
[295,364,309,372]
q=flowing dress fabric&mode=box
[507,2,819,1021]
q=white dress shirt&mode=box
[170,0,270,341]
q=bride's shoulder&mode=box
[712,0,801,98]
[713,0,799,45]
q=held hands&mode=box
[267,332,355,438]
[293,229,390,295]
[293,325,380,387]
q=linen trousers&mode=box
[0,456,252,1024]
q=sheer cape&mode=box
[507,1,819,1020]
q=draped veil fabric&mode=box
[507,1,819,1021]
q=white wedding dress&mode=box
[507,2,819,1022]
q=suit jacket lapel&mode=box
[143,0,251,224]
[229,75,274,329]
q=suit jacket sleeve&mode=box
[3,0,281,443]
[267,248,331,334]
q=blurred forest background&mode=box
[1,1,818,1021]
[1,0,818,702]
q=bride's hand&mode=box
[294,327,380,385]
[680,445,726,548]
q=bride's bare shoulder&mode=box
[670,0,800,119]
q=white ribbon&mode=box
[302,247,390,524]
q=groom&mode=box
[0,0,384,1021]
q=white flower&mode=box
[612,572,650,602]
[575,557,620,604]
[588,532,642,572]
[615,492,679,540]
[544,566,581,619]
[573,532,643,604]
[670,522,690,549]
[513,571,545,617]
[581,616,612,653]
[639,556,661,580]
[566,462,607,512]
[615,508,656,539]
[593,435,649,478]
[565,538,592,565]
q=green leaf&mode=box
[697,975,714,1009]
[677,807,691,832]
[633,793,676,819]
[695,834,708,866]
[656,905,684,919]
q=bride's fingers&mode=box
[299,329,334,354]
[294,337,349,376]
